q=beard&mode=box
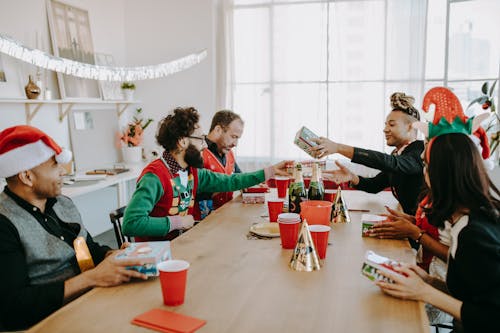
[184,144,204,168]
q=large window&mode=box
[227,0,499,163]
[427,0,499,114]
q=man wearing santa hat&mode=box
[0,125,148,331]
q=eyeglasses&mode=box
[188,134,206,141]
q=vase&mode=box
[24,75,41,99]
[123,89,134,101]
[122,146,143,163]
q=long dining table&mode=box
[27,190,429,333]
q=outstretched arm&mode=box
[197,160,292,194]
[310,137,354,159]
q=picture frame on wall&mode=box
[95,53,123,100]
[47,0,101,100]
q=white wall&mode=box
[0,0,217,235]
[123,0,216,149]
[0,0,216,152]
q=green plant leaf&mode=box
[481,82,488,94]
[467,96,487,109]
[489,80,497,97]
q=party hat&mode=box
[290,220,321,272]
[332,186,350,223]
[414,87,490,161]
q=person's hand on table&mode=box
[369,218,421,239]
[383,205,416,224]
[309,137,338,158]
[170,215,195,231]
[376,264,430,301]
[322,160,359,185]
[85,251,148,287]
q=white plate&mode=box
[249,222,280,238]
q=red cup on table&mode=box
[277,213,301,249]
[157,260,190,306]
[267,199,284,222]
[308,225,331,259]
[274,176,290,198]
[324,189,336,203]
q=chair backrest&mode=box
[109,206,131,248]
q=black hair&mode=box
[156,107,200,152]
[425,133,500,227]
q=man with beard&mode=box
[195,110,244,220]
[122,107,290,240]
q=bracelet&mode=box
[415,231,425,244]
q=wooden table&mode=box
[28,190,428,333]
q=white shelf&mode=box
[0,99,140,124]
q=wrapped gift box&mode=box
[116,241,171,276]
[361,250,405,283]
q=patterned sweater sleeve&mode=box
[122,173,172,237]
[197,169,265,194]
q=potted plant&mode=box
[121,82,136,101]
[468,80,498,164]
[119,107,153,163]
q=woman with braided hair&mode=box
[311,92,424,215]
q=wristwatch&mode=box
[415,230,426,244]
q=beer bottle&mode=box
[289,163,307,213]
[308,162,324,200]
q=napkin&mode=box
[131,308,206,333]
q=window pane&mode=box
[234,0,270,5]
[273,83,327,159]
[329,83,385,152]
[234,8,270,83]
[233,84,271,158]
[273,3,327,81]
[425,0,446,79]
[275,0,318,3]
[330,0,384,81]
[448,0,500,80]
[386,0,427,81]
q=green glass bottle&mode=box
[308,162,324,200]
[289,163,307,213]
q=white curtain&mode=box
[220,0,428,173]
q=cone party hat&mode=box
[332,186,350,223]
[290,219,321,272]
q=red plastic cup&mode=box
[300,200,333,226]
[278,219,300,249]
[324,189,336,203]
[267,199,284,222]
[274,177,290,198]
[157,260,190,306]
[309,225,331,259]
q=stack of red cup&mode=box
[267,199,284,222]
[277,213,301,249]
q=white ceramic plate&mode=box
[249,222,280,238]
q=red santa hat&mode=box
[0,125,72,178]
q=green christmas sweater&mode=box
[122,159,265,237]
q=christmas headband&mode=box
[412,87,490,160]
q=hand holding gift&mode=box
[309,137,339,158]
